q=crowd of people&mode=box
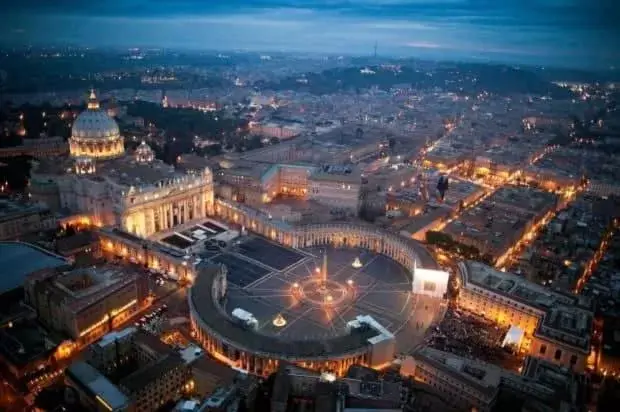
[425,308,515,364]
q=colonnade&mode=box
[123,193,209,238]
[214,198,418,275]
[190,296,370,377]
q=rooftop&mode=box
[32,153,206,190]
[67,361,131,411]
[310,165,362,183]
[460,261,593,351]
[97,327,137,348]
[0,319,58,368]
[412,346,511,397]
[0,198,49,223]
[119,352,185,393]
[0,241,68,294]
[27,264,141,314]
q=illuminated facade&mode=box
[69,90,125,160]
[98,227,200,283]
[457,261,594,372]
[217,163,361,212]
[30,90,215,236]
[24,265,149,346]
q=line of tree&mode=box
[425,230,494,264]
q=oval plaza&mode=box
[188,199,449,376]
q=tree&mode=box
[425,231,454,247]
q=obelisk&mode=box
[321,252,328,286]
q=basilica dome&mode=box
[69,90,125,160]
[134,141,155,164]
[72,109,119,139]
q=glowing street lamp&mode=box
[273,314,287,327]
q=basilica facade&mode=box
[30,90,214,237]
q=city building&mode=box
[401,346,585,412]
[24,264,149,346]
[0,198,57,240]
[251,121,303,140]
[308,165,361,213]
[198,372,258,412]
[116,335,191,412]
[457,260,594,372]
[65,361,132,412]
[29,90,215,237]
[0,241,69,295]
[0,317,69,381]
[0,136,68,159]
[67,327,193,412]
[216,162,361,213]
[97,226,202,282]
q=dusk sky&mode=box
[1,0,619,69]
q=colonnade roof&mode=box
[190,264,376,360]
[216,199,440,270]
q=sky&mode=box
[1,0,619,69]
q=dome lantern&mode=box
[87,89,100,110]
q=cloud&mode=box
[405,41,442,49]
[0,0,618,68]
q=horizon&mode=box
[1,0,619,71]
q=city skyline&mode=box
[1,0,619,69]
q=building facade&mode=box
[0,198,57,240]
[0,136,68,159]
[24,265,149,346]
[30,90,215,237]
[67,328,192,412]
[215,162,361,213]
[457,261,594,372]
[97,227,200,283]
